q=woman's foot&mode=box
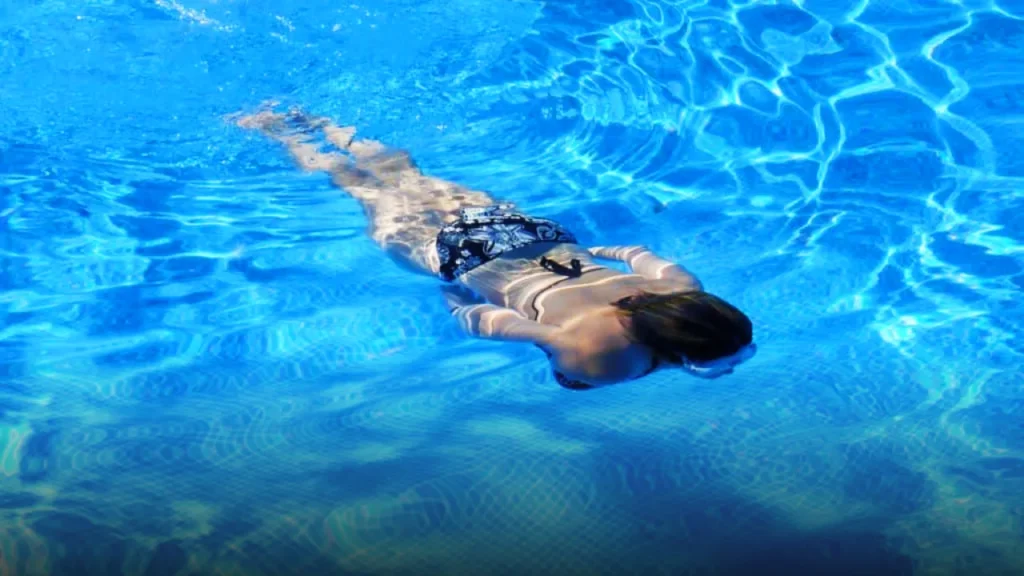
[233,105,343,172]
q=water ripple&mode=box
[2,0,1024,573]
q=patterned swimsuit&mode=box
[435,204,578,282]
[435,204,594,390]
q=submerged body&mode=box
[236,106,754,389]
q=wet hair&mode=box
[613,290,753,364]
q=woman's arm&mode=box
[588,245,703,289]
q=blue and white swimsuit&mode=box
[435,204,578,282]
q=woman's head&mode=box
[613,290,753,366]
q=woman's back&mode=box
[460,242,688,327]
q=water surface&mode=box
[1,0,1023,574]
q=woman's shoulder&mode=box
[639,277,699,295]
[546,308,641,385]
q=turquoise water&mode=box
[2,0,1023,574]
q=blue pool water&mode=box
[2,0,1023,574]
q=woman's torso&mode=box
[458,242,664,326]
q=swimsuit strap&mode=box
[539,257,583,278]
[528,262,603,319]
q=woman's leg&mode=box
[234,107,498,275]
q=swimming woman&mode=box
[235,106,756,390]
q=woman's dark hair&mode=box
[613,291,753,364]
